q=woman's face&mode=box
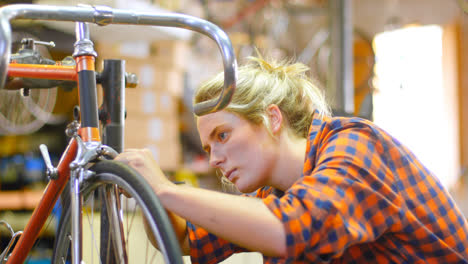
[197,110,277,193]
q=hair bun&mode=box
[247,56,309,79]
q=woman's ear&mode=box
[266,104,283,134]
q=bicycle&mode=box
[0,4,237,264]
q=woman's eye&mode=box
[218,132,228,141]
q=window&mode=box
[373,25,460,188]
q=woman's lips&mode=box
[225,169,237,181]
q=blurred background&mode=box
[0,0,467,263]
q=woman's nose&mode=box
[209,149,225,168]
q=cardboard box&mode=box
[124,114,179,144]
[140,141,182,171]
[96,40,189,71]
[96,41,151,60]
[126,89,178,117]
[151,40,189,70]
[124,60,184,96]
[124,115,181,171]
[95,42,186,97]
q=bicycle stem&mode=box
[0,4,237,115]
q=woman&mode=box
[117,56,468,263]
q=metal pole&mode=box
[100,60,125,153]
[328,0,354,116]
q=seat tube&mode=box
[100,59,125,153]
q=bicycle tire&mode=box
[51,160,183,264]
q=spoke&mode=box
[127,200,137,237]
[125,197,138,256]
[149,246,158,264]
[53,167,180,264]
[106,227,112,264]
[85,191,103,264]
[145,239,149,264]
[123,196,139,263]
[126,195,129,258]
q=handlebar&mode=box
[0,4,237,116]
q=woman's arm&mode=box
[116,149,285,257]
[157,184,286,258]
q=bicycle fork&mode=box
[69,165,128,263]
[68,123,122,264]
[70,167,83,264]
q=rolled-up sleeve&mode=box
[186,189,272,264]
[187,221,246,264]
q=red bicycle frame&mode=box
[6,55,99,264]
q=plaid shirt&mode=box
[187,113,468,263]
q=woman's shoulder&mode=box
[310,115,384,143]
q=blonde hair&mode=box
[194,55,331,138]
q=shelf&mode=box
[0,210,56,238]
[0,190,44,210]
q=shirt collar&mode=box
[308,109,329,142]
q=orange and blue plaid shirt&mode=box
[187,113,468,263]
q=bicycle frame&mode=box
[0,4,238,264]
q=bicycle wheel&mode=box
[52,160,183,264]
[0,31,65,135]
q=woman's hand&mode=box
[116,149,189,254]
[115,148,175,194]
